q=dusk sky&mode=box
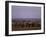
[12,6,41,19]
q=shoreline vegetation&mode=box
[12,18,41,31]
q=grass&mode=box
[12,21,41,31]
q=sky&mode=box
[12,6,41,19]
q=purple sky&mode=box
[12,6,41,19]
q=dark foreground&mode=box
[12,18,41,31]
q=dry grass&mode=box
[12,21,41,31]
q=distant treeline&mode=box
[12,18,41,22]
